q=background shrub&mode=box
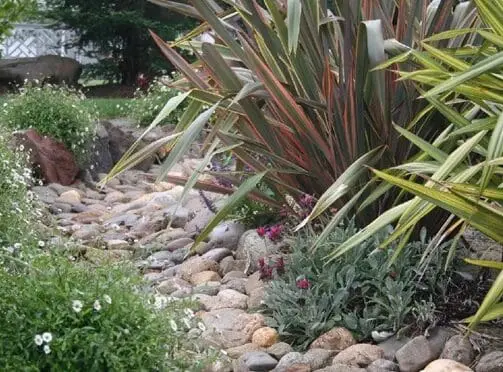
[0,84,97,164]
[263,222,474,350]
[0,254,213,371]
[130,78,184,127]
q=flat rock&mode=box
[309,327,356,351]
[221,278,247,294]
[106,239,130,250]
[378,335,410,361]
[318,364,366,372]
[165,237,193,252]
[303,348,337,370]
[423,359,473,372]
[274,352,305,372]
[57,190,82,206]
[192,281,220,296]
[196,289,248,310]
[157,277,192,295]
[222,271,248,283]
[225,343,264,359]
[367,358,400,372]
[202,247,232,262]
[396,336,434,372]
[238,351,278,371]
[208,221,245,250]
[190,270,221,286]
[200,308,265,349]
[72,224,102,240]
[332,343,384,368]
[179,256,219,281]
[440,335,474,366]
[476,351,503,372]
[267,342,293,360]
[32,186,58,204]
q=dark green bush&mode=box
[263,222,462,349]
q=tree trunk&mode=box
[120,31,142,86]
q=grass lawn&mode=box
[82,98,132,119]
[0,94,132,120]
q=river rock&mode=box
[440,335,474,366]
[200,308,265,349]
[332,343,384,367]
[475,351,503,372]
[396,336,434,372]
[423,359,473,372]
[309,327,356,351]
[252,327,278,348]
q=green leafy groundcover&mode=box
[263,222,473,350]
[0,255,212,371]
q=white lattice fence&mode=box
[0,23,96,64]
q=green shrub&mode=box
[0,253,213,371]
[263,222,465,350]
[0,128,42,251]
[130,78,184,127]
[0,84,97,164]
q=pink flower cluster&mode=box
[296,277,311,289]
[256,224,283,241]
[258,257,285,279]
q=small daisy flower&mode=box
[38,240,45,248]
[42,332,52,343]
[103,295,112,304]
[72,300,83,313]
[93,300,101,311]
[43,345,51,354]
[183,318,191,328]
[34,334,43,346]
[183,308,194,318]
[169,319,178,332]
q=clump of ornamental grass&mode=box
[0,83,97,165]
[263,222,475,350]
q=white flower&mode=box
[38,240,45,248]
[197,322,206,331]
[93,300,101,311]
[103,295,112,304]
[183,318,191,329]
[14,243,22,249]
[169,319,178,332]
[42,332,52,343]
[43,345,51,354]
[154,295,167,310]
[183,308,195,318]
[72,300,83,313]
[34,334,43,346]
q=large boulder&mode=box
[12,129,79,185]
[0,55,82,87]
[101,120,154,172]
[80,122,114,177]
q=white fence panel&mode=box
[0,23,96,64]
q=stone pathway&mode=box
[32,160,502,372]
